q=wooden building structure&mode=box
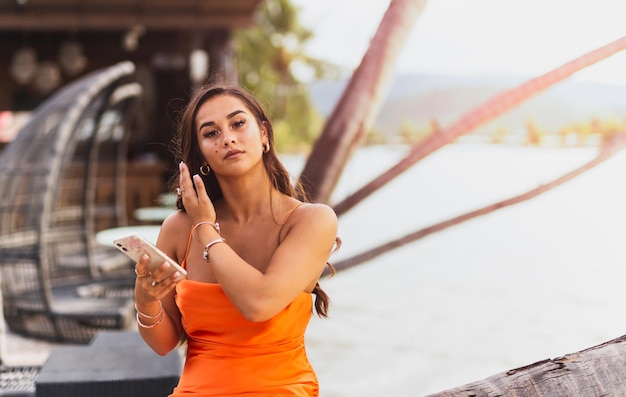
[0,0,264,168]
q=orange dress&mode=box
[169,234,319,396]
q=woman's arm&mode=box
[194,202,338,322]
[134,212,187,355]
[178,162,338,322]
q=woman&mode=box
[133,83,339,396]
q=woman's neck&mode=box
[216,172,279,224]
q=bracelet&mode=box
[192,221,221,242]
[203,237,226,261]
[134,301,163,319]
[136,311,164,329]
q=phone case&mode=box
[113,234,187,281]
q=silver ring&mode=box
[134,268,148,278]
[176,187,184,196]
[151,280,157,287]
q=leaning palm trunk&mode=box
[426,333,626,397]
[331,136,626,272]
[299,0,427,203]
[332,35,626,217]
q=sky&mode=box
[292,0,626,85]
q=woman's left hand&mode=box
[178,161,217,224]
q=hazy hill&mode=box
[309,74,626,138]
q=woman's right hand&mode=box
[177,161,217,225]
[134,254,180,305]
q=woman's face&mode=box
[195,94,267,176]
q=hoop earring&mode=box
[200,164,210,176]
[263,142,270,153]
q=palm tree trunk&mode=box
[299,0,428,204]
[332,36,626,217]
[331,138,626,272]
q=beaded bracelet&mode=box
[136,311,164,329]
[203,237,226,261]
[192,221,220,242]
[135,301,163,319]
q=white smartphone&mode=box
[113,234,187,282]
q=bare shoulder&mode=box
[156,210,193,261]
[298,202,336,219]
[290,202,338,234]
[160,210,192,236]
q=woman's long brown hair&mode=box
[170,83,339,317]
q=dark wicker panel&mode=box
[0,62,141,343]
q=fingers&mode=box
[178,161,207,205]
[136,280,176,302]
[178,161,216,226]
[134,254,150,278]
[146,268,182,287]
[192,174,208,200]
[179,161,207,192]
[135,255,181,293]
[178,161,193,197]
[179,161,211,211]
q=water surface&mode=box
[289,144,626,396]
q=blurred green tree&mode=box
[234,0,338,152]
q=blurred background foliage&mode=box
[234,0,340,152]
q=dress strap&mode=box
[180,227,194,270]
[284,203,303,224]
